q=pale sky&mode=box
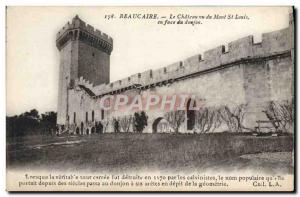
[6,6,291,116]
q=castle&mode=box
[56,14,294,135]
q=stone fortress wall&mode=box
[76,13,293,97]
[57,13,294,134]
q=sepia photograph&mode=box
[5,6,295,192]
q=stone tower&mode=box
[56,15,113,125]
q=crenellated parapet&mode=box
[75,14,294,98]
[117,21,293,89]
[56,15,113,54]
[76,76,95,90]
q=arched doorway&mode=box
[152,117,163,133]
[86,128,90,135]
[153,117,172,133]
[80,122,84,135]
[186,98,196,130]
[76,127,80,135]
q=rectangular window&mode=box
[101,109,104,120]
[86,112,88,122]
[73,112,76,123]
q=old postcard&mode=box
[6,6,295,192]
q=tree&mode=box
[6,109,57,138]
[263,99,294,132]
[40,111,57,135]
[133,111,148,133]
[101,119,110,133]
[95,121,103,134]
[113,118,120,133]
[119,115,133,133]
[219,104,248,133]
[24,109,39,119]
[164,110,185,133]
[194,107,222,133]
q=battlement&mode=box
[74,15,293,98]
[56,15,113,53]
[77,76,95,90]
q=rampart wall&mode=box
[77,22,293,97]
[62,13,294,134]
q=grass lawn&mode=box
[7,133,294,174]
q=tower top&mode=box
[56,15,113,54]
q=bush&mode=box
[6,109,57,138]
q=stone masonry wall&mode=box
[58,14,294,134]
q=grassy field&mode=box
[7,133,294,174]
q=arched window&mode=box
[92,110,95,122]
[86,112,88,122]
